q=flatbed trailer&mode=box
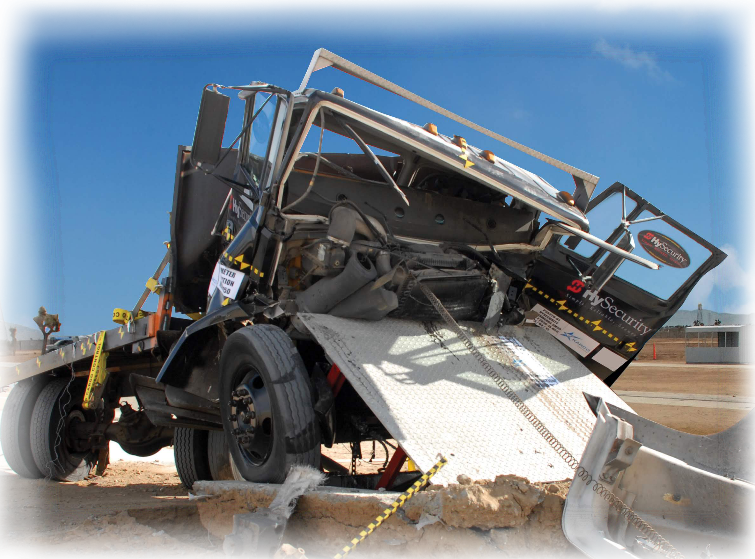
[3,314,166,388]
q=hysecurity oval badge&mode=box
[638,230,690,268]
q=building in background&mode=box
[685,325,751,364]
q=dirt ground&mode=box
[0,462,224,559]
[625,402,748,435]
[0,340,750,558]
[612,337,752,434]
[0,438,398,559]
[614,361,752,396]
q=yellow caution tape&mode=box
[112,308,150,325]
[333,455,448,559]
[83,331,109,410]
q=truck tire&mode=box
[30,378,97,481]
[1,378,49,478]
[219,325,320,483]
[207,429,234,480]
[174,427,212,489]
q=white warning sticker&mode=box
[592,347,627,371]
[533,304,600,358]
[208,262,245,300]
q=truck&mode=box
[2,49,749,558]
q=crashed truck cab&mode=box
[2,49,747,559]
[160,59,723,397]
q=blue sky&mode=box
[2,14,748,336]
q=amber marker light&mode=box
[452,135,467,149]
[481,150,496,163]
[558,191,576,206]
[423,122,438,135]
[331,87,344,97]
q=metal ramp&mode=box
[298,314,633,485]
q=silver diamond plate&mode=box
[298,314,633,485]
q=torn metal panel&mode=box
[562,399,754,559]
[297,314,632,484]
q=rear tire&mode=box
[30,378,97,481]
[219,325,320,483]
[174,427,212,489]
[207,429,234,480]
[1,378,49,478]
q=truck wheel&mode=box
[30,378,97,481]
[219,325,320,483]
[207,429,234,480]
[174,427,212,489]
[1,378,49,478]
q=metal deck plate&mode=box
[298,314,633,485]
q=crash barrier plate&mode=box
[298,314,633,485]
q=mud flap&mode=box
[563,397,754,558]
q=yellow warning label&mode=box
[83,331,109,410]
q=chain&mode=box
[350,442,359,476]
[416,281,683,559]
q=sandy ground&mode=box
[0,378,412,557]
[612,361,752,434]
[0,340,750,557]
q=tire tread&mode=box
[220,325,320,482]
[174,427,212,489]
[30,378,95,481]
[0,380,47,478]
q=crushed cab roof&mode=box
[292,89,590,231]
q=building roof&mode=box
[685,325,748,333]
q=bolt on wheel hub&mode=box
[229,371,273,466]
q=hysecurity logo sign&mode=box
[638,230,690,269]
[565,279,652,336]
[229,196,252,223]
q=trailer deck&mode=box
[1,317,158,388]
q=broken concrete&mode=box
[194,475,578,558]
[222,466,325,556]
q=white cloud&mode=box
[593,38,674,82]
[595,0,733,18]
[684,244,754,314]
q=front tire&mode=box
[1,378,49,478]
[30,378,97,481]
[219,325,320,483]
